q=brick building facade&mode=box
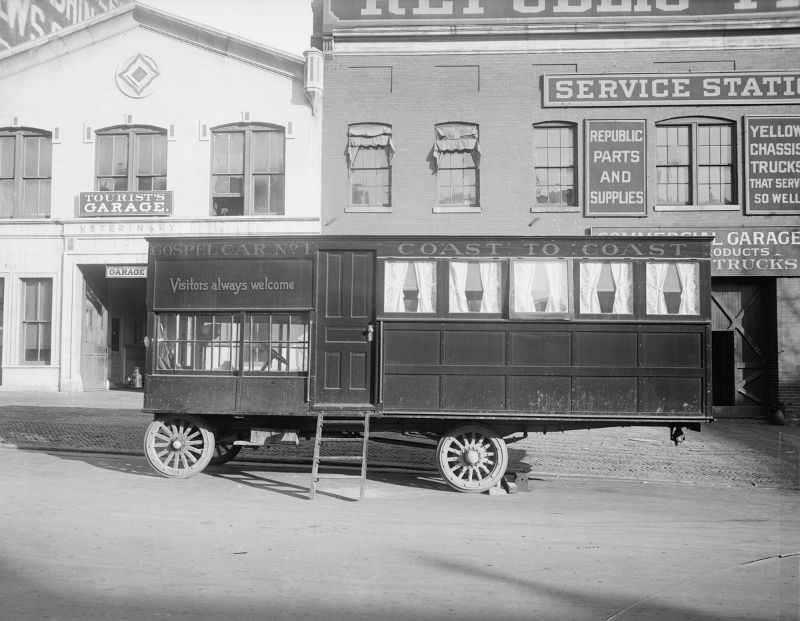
[314,0,800,420]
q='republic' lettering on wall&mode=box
[544,73,800,106]
[585,120,646,216]
[593,227,800,276]
[327,0,800,23]
[745,117,800,215]
[0,0,130,50]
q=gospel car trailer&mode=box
[141,235,713,494]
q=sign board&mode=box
[152,259,314,310]
[79,192,173,217]
[744,116,800,215]
[106,265,147,278]
[585,120,646,216]
[326,0,800,25]
[592,227,800,276]
[544,72,800,107]
[0,0,130,50]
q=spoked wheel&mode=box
[210,439,242,465]
[144,414,215,478]
[436,424,509,493]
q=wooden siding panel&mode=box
[383,375,439,409]
[574,331,638,367]
[641,332,703,368]
[442,375,505,411]
[443,331,505,366]
[573,377,637,412]
[509,331,571,366]
[508,376,571,412]
[384,330,440,365]
[640,377,703,414]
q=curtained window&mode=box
[579,262,632,315]
[348,123,393,207]
[383,261,437,313]
[534,123,577,207]
[434,123,479,207]
[646,262,699,315]
[511,260,569,314]
[449,261,501,314]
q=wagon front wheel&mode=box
[144,414,215,478]
[437,424,509,493]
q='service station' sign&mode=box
[328,0,800,21]
[79,192,172,217]
[745,117,800,215]
[585,120,646,216]
[544,73,800,106]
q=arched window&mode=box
[533,121,577,208]
[0,127,52,218]
[433,122,479,208]
[211,123,285,216]
[656,117,736,208]
[95,125,167,191]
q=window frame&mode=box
[644,260,702,318]
[155,311,309,376]
[346,122,393,212]
[574,259,635,319]
[532,121,579,213]
[443,259,506,318]
[20,278,52,365]
[210,123,286,217]
[508,258,573,319]
[654,116,738,212]
[433,122,480,212]
[380,259,440,316]
[0,127,52,219]
[95,125,167,192]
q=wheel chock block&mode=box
[487,482,508,495]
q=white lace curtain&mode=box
[449,261,501,313]
[384,261,436,313]
[579,262,632,314]
[512,261,568,313]
[646,262,699,315]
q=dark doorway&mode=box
[712,330,735,406]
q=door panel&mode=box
[315,251,374,406]
[80,281,107,391]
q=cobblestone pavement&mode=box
[0,390,798,490]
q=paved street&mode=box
[0,443,798,621]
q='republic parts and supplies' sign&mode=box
[0,0,130,50]
[152,259,313,310]
[585,120,646,217]
[78,192,173,217]
[106,265,147,278]
[544,72,800,107]
[326,0,800,23]
[745,116,800,215]
[592,227,800,276]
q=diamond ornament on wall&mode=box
[115,53,160,98]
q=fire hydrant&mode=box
[129,367,143,389]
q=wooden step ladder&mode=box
[309,412,371,499]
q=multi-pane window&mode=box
[348,123,393,208]
[0,128,52,218]
[96,126,167,191]
[449,261,502,314]
[384,261,437,313]
[534,123,576,207]
[579,262,633,315]
[646,262,700,316]
[434,123,479,207]
[156,312,308,373]
[656,119,735,207]
[511,260,569,314]
[212,124,285,216]
[21,279,52,364]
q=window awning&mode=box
[433,123,479,162]
[347,124,395,163]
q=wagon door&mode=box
[314,250,375,407]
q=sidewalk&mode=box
[0,389,798,490]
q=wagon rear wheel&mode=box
[436,424,508,493]
[144,414,215,478]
